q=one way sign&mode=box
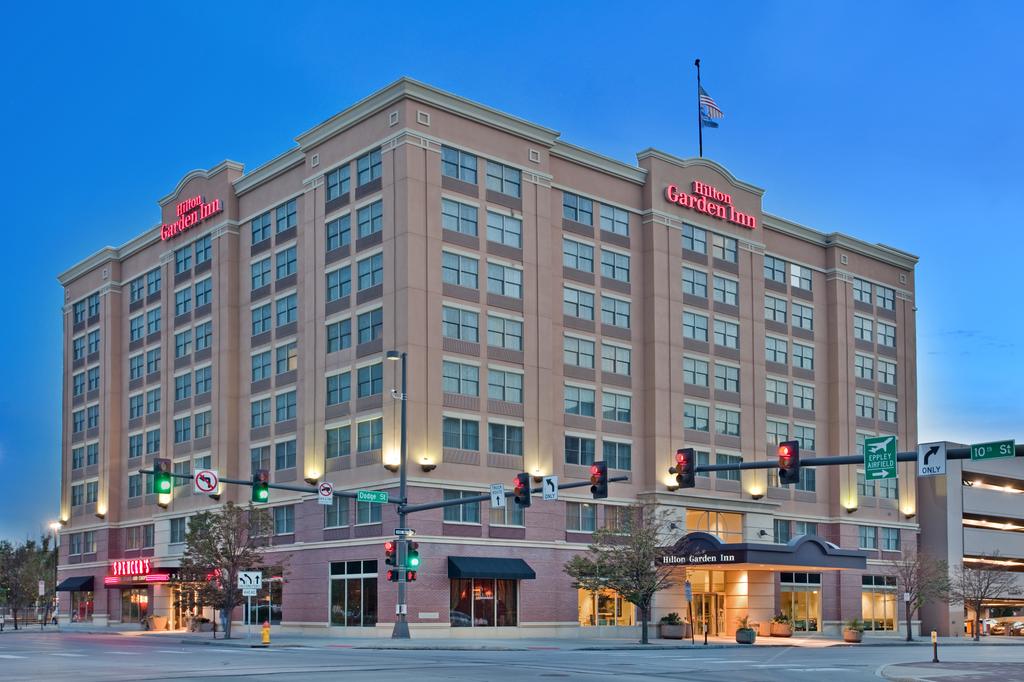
[918,442,946,477]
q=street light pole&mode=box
[386,350,410,639]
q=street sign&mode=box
[193,468,219,495]
[238,571,262,590]
[918,442,947,477]
[684,580,693,602]
[394,528,415,537]
[38,580,46,597]
[542,475,559,501]
[317,481,335,506]
[242,587,257,597]
[864,436,898,480]
[356,490,389,504]
[489,483,506,508]
[970,440,1015,461]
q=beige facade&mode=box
[56,78,920,636]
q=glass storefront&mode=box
[120,588,149,623]
[861,575,897,630]
[577,589,635,626]
[780,572,821,632]
[244,579,283,625]
[685,510,743,542]
[172,585,203,630]
[450,578,518,627]
[689,570,726,635]
[329,560,377,627]
[71,591,93,622]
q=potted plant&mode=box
[770,612,793,637]
[659,612,689,639]
[844,618,864,643]
[193,616,213,632]
[150,614,168,631]
[735,615,757,644]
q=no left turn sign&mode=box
[193,469,219,494]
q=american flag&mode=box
[699,86,724,119]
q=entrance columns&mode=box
[746,571,775,635]
[152,583,172,627]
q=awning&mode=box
[56,576,94,592]
[448,556,536,580]
[658,532,867,571]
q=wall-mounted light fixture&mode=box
[383,462,399,473]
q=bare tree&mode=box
[564,504,675,644]
[949,555,1019,641]
[885,549,949,641]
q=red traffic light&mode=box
[384,540,395,553]
[779,444,792,458]
[675,449,687,466]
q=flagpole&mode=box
[694,58,703,158]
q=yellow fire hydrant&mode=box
[261,620,270,645]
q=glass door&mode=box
[694,593,723,636]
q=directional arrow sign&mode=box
[542,475,559,501]
[237,571,262,590]
[489,483,506,509]
[864,436,898,480]
[918,442,946,477]
[970,440,1015,461]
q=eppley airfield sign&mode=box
[664,181,757,229]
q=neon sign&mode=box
[664,181,756,229]
[110,558,151,577]
[161,195,223,241]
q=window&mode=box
[715,408,740,437]
[250,446,270,474]
[170,517,188,545]
[170,331,190,361]
[712,234,738,262]
[713,319,739,349]
[194,411,211,438]
[443,490,480,524]
[600,296,630,328]
[443,417,480,451]
[357,253,383,290]
[442,198,477,236]
[443,360,479,396]
[487,262,522,298]
[600,204,629,236]
[442,251,478,288]
[128,316,144,342]
[793,384,815,411]
[329,560,378,627]
[275,246,297,280]
[763,256,786,283]
[792,303,813,331]
[87,330,100,354]
[129,277,145,303]
[602,441,632,469]
[86,405,99,429]
[145,308,160,335]
[765,295,787,323]
[795,424,816,451]
[195,321,212,351]
[441,146,477,183]
[601,344,631,375]
[356,200,383,238]
[326,318,352,352]
[563,192,593,224]
[490,502,525,527]
[488,368,523,403]
[326,214,351,251]
[194,235,211,265]
[878,359,897,386]
[275,199,297,233]
[855,393,875,419]
[853,278,872,304]
[326,425,351,459]
[174,373,191,401]
[563,239,594,272]
[174,416,191,443]
[274,505,295,535]
[564,336,595,368]
[602,392,631,423]
[71,484,84,507]
[356,148,382,186]
[174,287,192,316]
[275,391,297,422]
[326,265,351,302]
[84,529,98,553]
[175,246,192,274]
[877,321,896,347]
[73,336,85,360]
[128,434,143,459]
[326,164,350,201]
[599,250,630,282]
[73,300,87,324]
[356,363,383,397]
[324,497,348,528]
[684,403,709,431]
[488,423,523,455]
[876,285,895,311]
[275,440,296,470]
[128,475,142,499]
[713,276,738,306]
[878,398,897,423]
[73,372,85,397]
[251,212,272,244]
[764,377,788,405]
[564,385,596,417]
[72,409,86,433]
[793,343,814,370]
[683,311,708,341]
[87,367,99,391]
[326,372,351,405]
[129,353,144,379]
[878,476,898,500]
[682,267,707,297]
[443,306,479,342]
[356,498,382,524]
[145,429,160,455]
[714,364,739,393]
[145,347,160,374]
[859,526,877,549]
[275,294,297,326]
[683,357,709,387]
[715,453,742,481]
[357,308,383,343]
[85,443,98,466]
[774,519,792,544]
[487,211,521,248]
[854,315,874,342]
[485,160,520,197]
[252,304,271,336]
[682,224,706,254]
[564,436,596,466]
[128,395,143,419]
[563,287,594,320]
[487,315,522,351]
[790,264,812,290]
[855,354,874,380]
[566,502,597,532]
[862,575,897,631]
[146,268,161,296]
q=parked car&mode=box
[1010,622,1024,636]
[990,621,1009,635]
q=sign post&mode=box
[238,571,263,639]
[864,436,898,481]
[684,580,694,645]
[917,442,947,478]
[970,440,1015,461]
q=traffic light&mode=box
[153,458,173,495]
[386,569,399,582]
[406,570,417,582]
[406,542,420,581]
[590,461,608,499]
[778,440,801,485]
[512,473,531,507]
[384,540,397,567]
[672,448,696,489]
[251,469,270,503]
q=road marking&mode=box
[106,651,139,655]
[158,650,184,654]
[785,668,846,672]
[0,654,27,659]
[752,664,792,667]
[52,653,86,657]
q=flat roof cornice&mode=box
[158,160,244,207]
[57,227,162,286]
[550,140,647,184]
[763,212,919,270]
[635,148,766,197]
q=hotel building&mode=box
[56,78,919,637]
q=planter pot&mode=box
[735,628,757,644]
[659,623,692,639]
[770,622,793,637]
[197,622,213,632]
[150,615,168,631]
[843,629,863,643]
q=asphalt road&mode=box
[1,631,1023,681]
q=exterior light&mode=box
[304,471,321,485]
[49,522,61,532]
[386,350,401,361]
[383,462,400,473]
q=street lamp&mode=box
[49,522,61,627]
[386,350,410,639]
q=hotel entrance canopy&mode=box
[659,532,867,572]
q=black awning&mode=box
[56,576,94,592]
[448,556,536,580]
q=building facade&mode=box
[56,78,919,637]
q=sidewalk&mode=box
[881,661,1024,682]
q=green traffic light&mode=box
[408,552,420,568]
[155,474,172,494]
[257,489,268,501]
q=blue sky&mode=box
[1,2,1020,541]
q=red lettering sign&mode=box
[161,196,223,241]
[664,182,756,230]
[109,558,152,577]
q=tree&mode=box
[885,549,949,641]
[0,538,51,630]
[949,556,1019,641]
[178,502,275,639]
[564,504,675,644]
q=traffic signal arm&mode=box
[136,469,366,498]
[400,475,630,515]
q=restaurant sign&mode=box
[161,195,223,241]
[664,181,756,229]
[105,558,170,586]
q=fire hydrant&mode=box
[261,620,270,645]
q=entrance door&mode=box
[694,593,724,636]
[172,586,199,630]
